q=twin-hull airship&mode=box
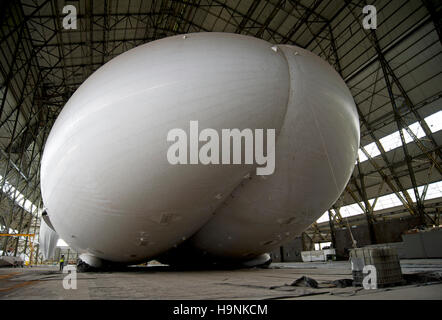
[39,32,359,270]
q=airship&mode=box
[39,32,359,270]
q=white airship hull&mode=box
[175,45,359,264]
[40,33,359,268]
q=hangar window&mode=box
[372,193,404,210]
[339,203,364,217]
[425,110,442,133]
[316,181,442,223]
[357,110,442,163]
[0,175,38,214]
[357,142,381,162]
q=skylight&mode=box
[357,110,442,163]
[358,142,380,162]
[316,180,442,223]
[425,111,442,133]
[0,175,38,214]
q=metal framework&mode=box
[0,0,441,260]
[0,233,35,264]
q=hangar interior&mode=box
[0,0,441,299]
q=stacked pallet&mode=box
[350,247,403,288]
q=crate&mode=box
[350,246,403,287]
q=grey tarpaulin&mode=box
[39,217,59,260]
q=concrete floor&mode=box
[0,259,441,300]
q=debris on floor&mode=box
[1,260,442,299]
[332,279,354,288]
[403,271,442,285]
[290,276,318,288]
